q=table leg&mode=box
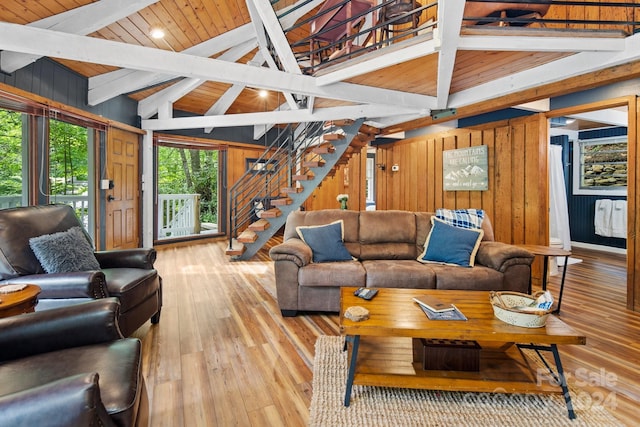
[554,255,570,314]
[344,335,360,407]
[541,255,549,291]
[518,343,576,419]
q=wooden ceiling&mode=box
[0,0,639,138]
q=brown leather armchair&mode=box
[0,298,149,427]
[0,204,162,336]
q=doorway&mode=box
[547,98,632,307]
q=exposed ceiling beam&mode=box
[448,33,640,109]
[246,0,299,110]
[434,0,465,109]
[0,0,159,73]
[0,22,434,112]
[142,103,419,130]
[88,24,256,105]
[137,39,258,119]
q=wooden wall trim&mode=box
[630,96,638,311]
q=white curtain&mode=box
[549,145,571,250]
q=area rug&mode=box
[309,336,622,427]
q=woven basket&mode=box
[489,291,552,328]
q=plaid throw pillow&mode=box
[435,208,484,230]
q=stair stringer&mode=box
[233,118,365,260]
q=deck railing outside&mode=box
[158,193,201,239]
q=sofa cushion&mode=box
[29,227,100,273]
[418,217,484,267]
[359,211,417,260]
[363,260,436,289]
[435,208,484,229]
[296,220,353,263]
[298,261,366,287]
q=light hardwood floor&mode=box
[135,238,638,426]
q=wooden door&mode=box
[105,128,140,249]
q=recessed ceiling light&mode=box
[259,90,268,98]
[150,28,165,39]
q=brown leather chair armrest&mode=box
[2,271,108,299]
[0,298,123,362]
[269,239,312,267]
[0,373,116,427]
[95,248,157,269]
[476,242,534,272]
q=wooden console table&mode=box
[340,287,586,419]
[0,284,40,318]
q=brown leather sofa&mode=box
[0,298,148,427]
[270,209,534,316]
[0,204,162,336]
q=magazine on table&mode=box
[417,302,468,321]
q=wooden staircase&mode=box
[226,119,370,260]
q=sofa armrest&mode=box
[95,248,157,269]
[1,271,108,299]
[0,373,116,427]
[269,239,312,267]
[476,242,534,272]
[0,298,123,362]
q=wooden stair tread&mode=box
[270,198,292,206]
[323,133,345,142]
[281,187,303,194]
[326,119,354,127]
[248,219,270,231]
[303,160,325,167]
[312,144,335,154]
[261,208,282,218]
[237,230,257,243]
[225,239,245,256]
[293,174,312,181]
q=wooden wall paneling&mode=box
[443,135,457,211]
[469,130,484,209]
[493,125,513,243]
[416,138,428,212]
[434,136,444,210]
[480,128,496,224]
[510,120,527,244]
[426,137,436,212]
[408,140,419,212]
[630,96,639,311]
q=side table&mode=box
[0,284,41,318]
[516,244,571,314]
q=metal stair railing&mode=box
[228,121,326,249]
[228,118,365,260]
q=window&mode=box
[48,118,91,228]
[157,145,220,240]
[0,108,26,208]
[573,135,627,196]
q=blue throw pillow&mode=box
[436,208,484,230]
[29,226,101,273]
[417,217,484,267]
[296,220,353,263]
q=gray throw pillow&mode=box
[29,226,101,273]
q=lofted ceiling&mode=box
[0,0,639,141]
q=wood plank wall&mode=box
[375,114,548,247]
[544,0,640,35]
[303,147,368,212]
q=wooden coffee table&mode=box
[0,284,40,318]
[340,287,586,419]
